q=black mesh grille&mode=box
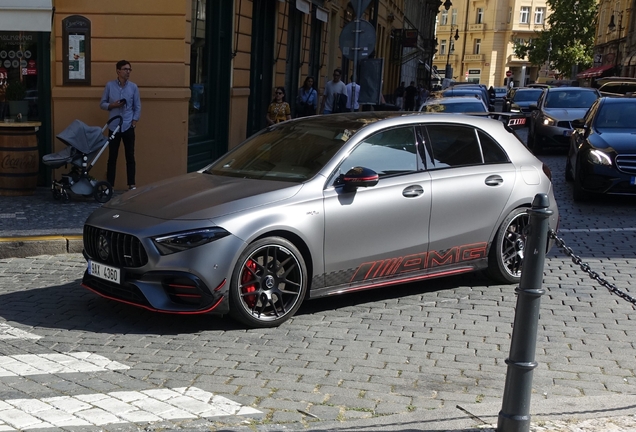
[84,275,151,307]
[616,155,636,175]
[84,225,148,268]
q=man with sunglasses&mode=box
[100,60,141,191]
[320,68,347,114]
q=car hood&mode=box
[543,107,589,121]
[103,173,303,220]
[591,130,636,152]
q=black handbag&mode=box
[332,93,348,113]
[297,88,315,117]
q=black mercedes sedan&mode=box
[566,96,636,201]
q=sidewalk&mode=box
[0,186,104,258]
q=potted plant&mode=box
[5,80,28,120]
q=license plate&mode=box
[88,260,121,284]
[631,177,636,185]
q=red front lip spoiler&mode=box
[81,283,225,315]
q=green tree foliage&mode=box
[512,0,597,76]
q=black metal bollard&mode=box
[497,194,553,432]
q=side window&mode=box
[339,126,418,178]
[478,130,509,163]
[425,124,483,168]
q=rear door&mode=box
[423,124,516,256]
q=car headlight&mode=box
[542,115,556,126]
[153,228,230,255]
[587,149,612,166]
[511,105,521,113]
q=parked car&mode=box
[440,87,494,111]
[81,112,559,327]
[527,87,601,154]
[445,83,495,110]
[502,88,544,116]
[494,87,508,101]
[598,81,636,97]
[565,96,636,201]
[419,95,488,113]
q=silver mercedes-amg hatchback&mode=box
[82,112,559,327]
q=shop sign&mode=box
[26,59,36,76]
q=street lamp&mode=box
[608,11,624,73]
[445,26,459,79]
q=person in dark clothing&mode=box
[404,81,418,111]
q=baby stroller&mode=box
[42,116,122,203]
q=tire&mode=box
[229,237,308,328]
[93,181,113,203]
[487,207,530,284]
[565,157,573,182]
[573,174,587,202]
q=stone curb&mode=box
[0,235,83,259]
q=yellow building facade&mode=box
[433,0,551,87]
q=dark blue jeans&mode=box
[106,127,136,187]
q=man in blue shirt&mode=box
[100,60,141,190]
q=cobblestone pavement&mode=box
[0,129,635,431]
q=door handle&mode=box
[403,185,424,197]
[485,175,503,186]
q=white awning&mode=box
[0,0,53,32]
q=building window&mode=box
[520,7,530,24]
[441,10,448,25]
[476,8,483,24]
[451,9,457,25]
[450,40,455,52]
[534,7,545,24]
[474,38,481,54]
[440,39,447,55]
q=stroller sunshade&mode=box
[56,119,105,154]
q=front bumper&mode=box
[578,161,636,195]
[534,122,572,147]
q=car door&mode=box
[322,125,432,290]
[423,124,516,256]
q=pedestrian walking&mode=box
[296,76,317,118]
[266,86,291,125]
[394,81,405,110]
[404,81,418,111]
[345,76,360,112]
[100,60,141,191]
[321,68,347,114]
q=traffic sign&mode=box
[339,20,376,61]
[506,70,513,77]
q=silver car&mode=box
[528,87,600,154]
[82,112,559,327]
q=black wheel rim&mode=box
[237,244,304,323]
[95,183,112,203]
[501,212,529,278]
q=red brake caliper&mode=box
[241,259,257,308]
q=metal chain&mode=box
[549,229,636,306]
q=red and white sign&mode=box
[506,70,513,77]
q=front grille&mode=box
[616,155,636,175]
[84,225,148,268]
[556,121,571,128]
[83,275,151,307]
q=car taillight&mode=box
[542,163,552,181]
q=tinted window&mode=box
[596,101,636,129]
[425,125,483,168]
[545,90,598,108]
[422,102,486,113]
[340,127,418,177]
[513,90,542,102]
[478,130,509,163]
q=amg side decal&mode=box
[350,242,488,283]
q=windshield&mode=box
[545,90,598,109]
[513,90,542,102]
[422,102,486,113]
[204,118,368,182]
[596,101,636,129]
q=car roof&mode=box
[424,96,484,104]
[545,86,598,93]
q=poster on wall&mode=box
[62,15,91,85]
[68,34,85,80]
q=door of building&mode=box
[187,0,232,172]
